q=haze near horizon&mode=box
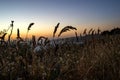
[0,0,120,39]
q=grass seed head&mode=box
[58,26,77,37]
[28,23,34,30]
[53,23,60,37]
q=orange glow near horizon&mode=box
[2,22,118,41]
[1,20,120,41]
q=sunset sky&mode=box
[0,0,120,39]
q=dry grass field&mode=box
[0,22,120,80]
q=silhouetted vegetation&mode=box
[101,27,120,35]
[0,21,120,80]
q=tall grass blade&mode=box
[0,33,7,41]
[97,28,101,34]
[88,28,93,34]
[75,32,79,42]
[53,23,60,38]
[17,28,20,38]
[83,28,87,35]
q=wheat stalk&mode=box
[88,28,93,34]
[53,23,60,38]
[32,35,36,47]
[97,28,101,34]
[16,28,24,42]
[0,33,7,41]
[83,28,87,35]
[75,32,79,42]
[37,36,48,46]
[17,28,20,38]
[58,26,77,37]
[28,23,34,31]
[91,30,95,35]
[8,20,14,43]
[25,23,34,40]
[38,36,46,41]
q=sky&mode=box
[0,0,120,39]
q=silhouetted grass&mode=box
[0,22,120,80]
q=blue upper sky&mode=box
[0,0,120,38]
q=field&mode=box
[0,22,120,80]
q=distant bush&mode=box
[101,27,120,35]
